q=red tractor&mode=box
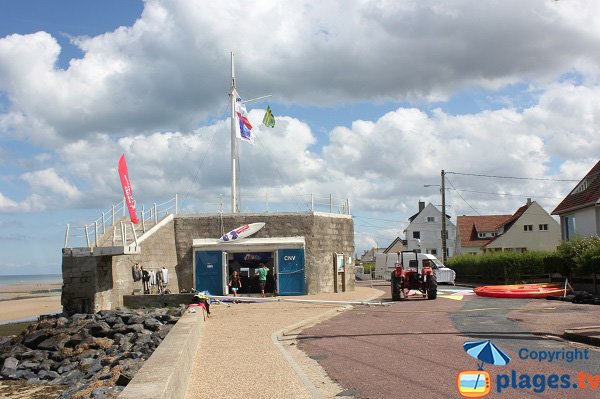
[390,250,437,300]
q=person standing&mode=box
[256,263,269,298]
[228,271,242,303]
[141,266,150,294]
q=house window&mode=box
[413,231,420,239]
[523,225,533,232]
[427,216,435,222]
[565,216,576,241]
[427,248,437,255]
[539,224,548,231]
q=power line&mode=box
[446,176,480,215]
[446,171,578,182]
[453,189,564,200]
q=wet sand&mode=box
[0,283,62,324]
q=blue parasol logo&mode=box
[463,340,511,370]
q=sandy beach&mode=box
[0,283,63,324]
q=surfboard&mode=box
[220,222,265,242]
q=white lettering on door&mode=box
[284,256,296,261]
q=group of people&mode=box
[132,263,169,294]
[228,263,273,300]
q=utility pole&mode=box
[441,169,447,263]
[230,52,239,213]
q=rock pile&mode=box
[0,308,182,398]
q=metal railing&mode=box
[64,192,350,249]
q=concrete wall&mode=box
[62,212,354,314]
[174,212,355,295]
[62,218,179,315]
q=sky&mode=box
[1,0,599,275]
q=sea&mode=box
[0,274,63,287]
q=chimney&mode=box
[527,198,532,206]
[418,201,425,212]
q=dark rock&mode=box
[64,333,84,348]
[38,369,60,380]
[15,369,37,379]
[116,372,132,386]
[21,350,48,362]
[38,359,55,371]
[57,362,77,374]
[23,330,51,349]
[18,361,40,371]
[88,321,111,337]
[54,369,83,385]
[27,377,42,384]
[80,358,102,374]
[38,333,70,351]
[132,334,153,348]
[143,318,163,331]
[124,324,145,334]
[126,315,144,325]
[0,336,12,347]
[71,313,90,323]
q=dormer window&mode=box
[572,175,597,194]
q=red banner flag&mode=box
[118,154,139,224]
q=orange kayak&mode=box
[474,284,570,299]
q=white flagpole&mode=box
[230,52,238,213]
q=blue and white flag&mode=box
[234,90,254,144]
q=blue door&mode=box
[278,249,305,295]
[195,251,223,295]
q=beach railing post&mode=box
[64,224,69,248]
[121,221,126,246]
[154,203,158,224]
[102,211,105,235]
[112,226,116,246]
[85,225,90,248]
[94,221,98,247]
[131,222,139,248]
[346,198,350,215]
[220,194,223,213]
[142,204,146,233]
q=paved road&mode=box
[298,283,600,399]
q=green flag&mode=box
[262,105,275,128]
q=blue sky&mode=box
[1,0,599,275]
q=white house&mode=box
[404,202,457,258]
[552,160,600,240]
[484,199,560,252]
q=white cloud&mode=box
[0,192,19,212]
[1,0,600,146]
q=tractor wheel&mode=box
[391,272,401,301]
[427,274,438,300]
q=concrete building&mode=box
[404,202,457,258]
[62,212,355,315]
[552,160,600,240]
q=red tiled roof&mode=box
[457,215,512,247]
[552,160,600,215]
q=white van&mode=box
[375,252,456,284]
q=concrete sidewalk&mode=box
[184,287,384,399]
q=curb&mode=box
[563,326,600,347]
[118,309,205,399]
[271,289,385,399]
